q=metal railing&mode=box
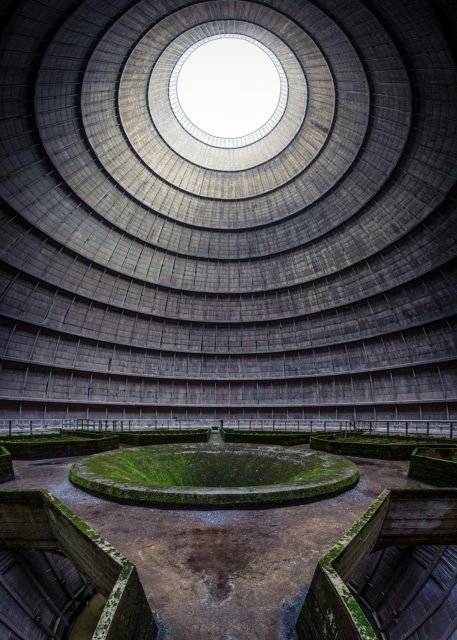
[356,420,455,440]
[71,418,221,432]
[0,419,64,436]
[223,418,353,432]
[0,418,454,439]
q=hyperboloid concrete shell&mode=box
[0,0,456,421]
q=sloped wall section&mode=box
[0,0,456,420]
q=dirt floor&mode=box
[2,450,425,640]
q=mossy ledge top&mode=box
[118,428,211,445]
[0,432,118,459]
[310,432,456,460]
[220,427,324,446]
[69,443,360,508]
[0,446,14,483]
[409,447,457,487]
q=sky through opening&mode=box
[176,37,282,139]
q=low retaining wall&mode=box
[409,447,457,486]
[0,489,157,638]
[310,432,456,459]
[296,488,457,639]
[0,446,14,482]
[220,427,326,446]
[118,428,211,446]
[0,431,119,459]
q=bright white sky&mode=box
[176,37,281,139]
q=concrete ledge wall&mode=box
[221,427,317,445]
[0,432,119,458]
[309,433,456,459]
[409,447,457,486]
[296,489,457,639]
[0,490,157,639]
[378,489,457,546]
[0,490,55,550]
[118,428,211,445]
[0,446,13,482]
[297,490,389,639]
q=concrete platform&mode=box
[2,452,425,640]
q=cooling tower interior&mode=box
[0,0,456,422]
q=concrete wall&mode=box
[409,448,457,486]
[0,446,14,482]
[0,432,118,458]
[0,0,456,419]
[296,489,457,639]
[0,490,157,639]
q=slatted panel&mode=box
[0,550,90,640]
[349,545,457,640]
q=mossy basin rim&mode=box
[69,443,360,507]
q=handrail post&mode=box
[8,420,11,437]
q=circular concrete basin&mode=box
[69,443,359,507]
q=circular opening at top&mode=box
[169,34,288,148]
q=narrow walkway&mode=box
[209,428,223,444]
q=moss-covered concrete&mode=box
[297,491,388,639]
[310,432,456,460]
[69,443,360,508]
[409,447,457,486]
[118,428,211,446]
[0,489,157,639]
[0,446,14,482]
[0,431,119,459]
[220,427,326,446]
[296,488,457,639]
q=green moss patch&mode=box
[409,447,457,486]
[69,443,360,508]
[0,446,14,482]
[296,491,390,639]
[310,432,456,460]
[0,432,119,459]
[118,428,211,446]
[220,427,326,446]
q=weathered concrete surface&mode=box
[2,453,425,640]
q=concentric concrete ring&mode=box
[0,0,456,420]
[69,443,360,507]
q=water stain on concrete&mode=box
[174,526,266,602]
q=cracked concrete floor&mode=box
[2,451,424,640]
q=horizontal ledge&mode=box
[1,355,455,383]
